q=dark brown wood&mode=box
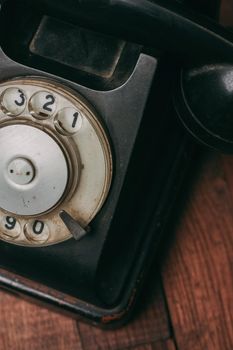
[77,277,170,350]
[126,340,176,350]
[0,291,81,350]
[220,0,233,26]
[162,153,233,350]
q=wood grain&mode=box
[162,153,233,350]
[124,339,176,350]
[0,291,81,350]
[77,275,170,350]
[220,0,233,26]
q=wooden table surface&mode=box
[0,3,233,350]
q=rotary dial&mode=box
[0,78,112,247]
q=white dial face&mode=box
[0,124,69,216]
[0,78,112,247]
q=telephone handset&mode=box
[0,0,231,326]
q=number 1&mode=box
[72,112,79,128]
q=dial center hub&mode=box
[0,124,69,216]
[7,157,35,185]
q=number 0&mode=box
[33,220,44,235]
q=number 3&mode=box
[14,89,25,107]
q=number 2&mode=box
[43,94,55,112]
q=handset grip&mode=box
[8,0,233,65]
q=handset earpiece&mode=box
[174,64,233,153]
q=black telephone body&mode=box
[0,0,231,327]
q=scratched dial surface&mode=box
[0,78,112,247]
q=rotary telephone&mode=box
[0,0,232,327]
